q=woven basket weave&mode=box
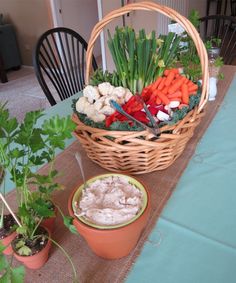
[73,1,209,174]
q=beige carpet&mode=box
[0,66,51,121]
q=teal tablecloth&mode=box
[126,76,236,283]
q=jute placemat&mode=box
[6,66,236,283]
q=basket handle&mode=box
[86,1,209,113]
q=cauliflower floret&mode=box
[84,105,106,122]
[124,90,133,102]
[85,104,96,118]
[83,85,100,103]
[94,99,104,111]
[112,86,126,98]
[100,105,115,115]
[104,94,118,106]
[98,82,115,96]
[75,97,90,114]
[91,112,106,122]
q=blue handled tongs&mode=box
[110,98,160,137]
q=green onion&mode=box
[107,27,181,93]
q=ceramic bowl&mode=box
[71,173,148,230]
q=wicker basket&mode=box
[73,1,209,174]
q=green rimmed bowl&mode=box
[71,173,148,230]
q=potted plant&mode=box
[205,38,224,80]
[0,242,25,282]
[68,173,151,260]
[0,166,18,256]
[0,103,76,230]
[178,10,224,81]
[0,103,78,279]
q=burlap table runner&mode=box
[6,66,236,283]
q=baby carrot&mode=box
[167,90,182,99]
[164,69,170,76]
[169,97,182,103]
[154,90,170,105]
[157,77,166,90]
[189,90,197,95]
[181,84,189,104]
[165,71,175,87]
[150,77,162,91]
[188,84,198,92]
[183,77,189,84]
[168,76,185,94]
[162,86,169,95]
[156,97,162,105]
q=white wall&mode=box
[60,0,101,57]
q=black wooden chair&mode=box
[230,0,236,16]
[33,27,98,106]
[199,15,236,64]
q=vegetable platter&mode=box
[72,1,209,174]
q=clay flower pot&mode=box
[12,227,52,269]
[41,204,58,233]
[1,231,17,255]
[68,173,151,260]
[0,214,17,255]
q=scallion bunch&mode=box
[107,26,181,93]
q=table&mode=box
[126,68,236,283]
[5,65,236,283]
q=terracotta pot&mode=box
[68,174,151,259]
[1,231,17,255]
[12,227,52,269]
[41,206,57,233]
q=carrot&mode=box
[154,90,170,105]
[189,90,197,95]
[164,69,170,76]
[169,97,182,102]
[156,97,162,104]
[168,76,185,94]
[167,90,182,99]
[162,86,169,95]
[165,71,175,87]
[188,84,198,92]
[181,84,189,104]
[187,80,195,86]
[149,77,162,91]
[183,77,189,84]
[157,77,166,90]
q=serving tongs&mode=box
[110,98,160,137]
[135,95,160,136]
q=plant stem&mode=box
[48,236,78,282]
[30,216,43,239]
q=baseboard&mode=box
[22,65,34,69]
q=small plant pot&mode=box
[68,173,151,260]
[41,205,58,233]
[12,227,52,269]
[1,231,17,255]
[0,214,17,255]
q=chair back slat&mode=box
[199,15,236,65]
[33,27,98,106]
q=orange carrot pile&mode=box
[141,68,198,109]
